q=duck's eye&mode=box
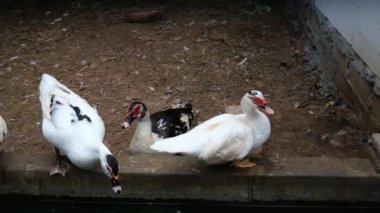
[249,90,258,96]
[131,104,143,116]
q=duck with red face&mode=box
[122,101,194,154]
[151,89,274,168]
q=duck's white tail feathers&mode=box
[150,131,204,156]
[39,73,75,120]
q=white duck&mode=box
[0,115,7,143]
[39,73,121,193]
[150,90,274,168]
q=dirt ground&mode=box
[0,0,371,162]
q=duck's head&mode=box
[242,90,274,115]
[101,154,122,194]
[121,101,147,129]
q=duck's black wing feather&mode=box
[150,107,194,138]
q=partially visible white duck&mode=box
[151,90,274,168]
[39,73,121,193]
[0,115,7,143]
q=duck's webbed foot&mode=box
[50,163,70,177]
[231,159,256,168]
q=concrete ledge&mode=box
[1,152,380,203]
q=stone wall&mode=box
[291,0,380,131]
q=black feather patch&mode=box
[106,155,119,176]
[50,95,55,108]
[150,107,193,138]
[49,95,63,115]
[69,104,92,123]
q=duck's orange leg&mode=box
[232,159,256,168]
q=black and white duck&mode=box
[39,73,121,193]
[121,101,194,154]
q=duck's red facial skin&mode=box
[125,103,143,118]
[249,96,268,107]
[249,94,274,115]
[121,102,147,129]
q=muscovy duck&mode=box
[39,73,121,193]
[0,115,7,143]
[121,101,194,154]
[151,90,274,168]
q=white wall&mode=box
[315,0,380,77]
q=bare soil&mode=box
[0,0,370,162]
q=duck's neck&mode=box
[98,144,112,157]
[136,111,152,132]
[129,111,156,154]
[98,144,112,177]
[240,98,271,144]
[240,99,262,118]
